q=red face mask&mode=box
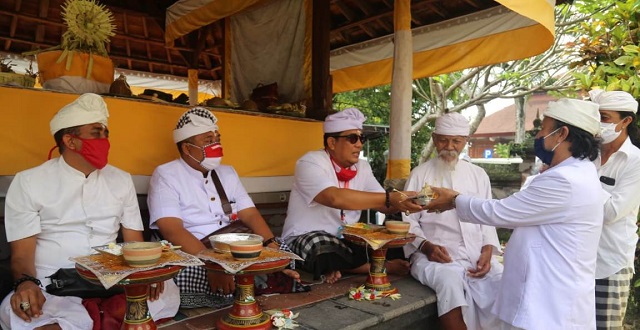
[203,143,223,158]
[330,156,357,182]
[71,136,111,169]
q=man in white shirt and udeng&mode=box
[0,94,179,330]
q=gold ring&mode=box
[150,283,158,288]
[20,301,30,311]
[404,210,411,216]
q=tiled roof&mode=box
[472,94,557,137]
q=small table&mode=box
[76,264,182,330]
[343,231,415,295]
[202,253,291,330]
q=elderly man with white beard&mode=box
[402,112,503,330]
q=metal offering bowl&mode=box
[208,233,264,253]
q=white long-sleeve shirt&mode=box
[596,137,640,278]
[456,157,603,330]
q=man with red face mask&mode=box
[0,93,179,330]
[148,107,302,309]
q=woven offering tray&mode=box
[198,248,302,274]
[72,249,203,288]
[343,225,415,250]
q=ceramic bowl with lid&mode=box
[229,240,263,260]
[122,242,163,268]
[385,220,410,235]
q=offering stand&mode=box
[342,228,415,295]
[76,264,182,330]
[198,248,299,330]
[72,247,202,330]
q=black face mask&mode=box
[534,128,561,165]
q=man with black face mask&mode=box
[0,93,179,330]
[426,98,604,329]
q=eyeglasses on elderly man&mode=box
[330,133,367,144]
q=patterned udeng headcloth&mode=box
[173,107,219,143]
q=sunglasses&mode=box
[331,134,367,144]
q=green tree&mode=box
[569,1,640,325]
[570,0,640,97]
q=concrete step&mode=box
[160,275,439,330]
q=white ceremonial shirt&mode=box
[596,137,640,278]
[456,157,603,330]
[148,158,255,239]
[281,150,383,242]
[5,157,143,281]
[403,159,500,262]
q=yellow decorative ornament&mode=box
[57,0,115,78]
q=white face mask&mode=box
[600,121,623,144]
[200,156,222,170]
[186,142,223,170]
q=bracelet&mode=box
[385,187,393,208]
[263,237,279,247]
[13,274,42,292]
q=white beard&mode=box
[432,150,458,187]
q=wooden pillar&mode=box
[309,0,331,120]
[387,0,413,181]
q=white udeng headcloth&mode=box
[49,93,109,135]
[173,107,219,143]
[323,108,366,133]
[589,89,638,113]
[544,98,601,136]
[433,112,469,136]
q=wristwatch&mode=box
[263,237,279,247]
[451,194,460,209]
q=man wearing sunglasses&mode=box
[281,108,423,284]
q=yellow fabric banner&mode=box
[0,87,322,176]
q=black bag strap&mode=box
[210,170,232,216]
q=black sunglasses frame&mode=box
[330,134,367,144]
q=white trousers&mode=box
[410,253,504,330]
[0,280,179,330]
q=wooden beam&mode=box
[35,0,49,44]
[330,0,445,36]
[122,12,132,72]
[142,16,152,63]
[0,9,222,56]
[0,34,218,77]
[4,0,22,50]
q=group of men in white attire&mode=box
[1,91,638,330]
